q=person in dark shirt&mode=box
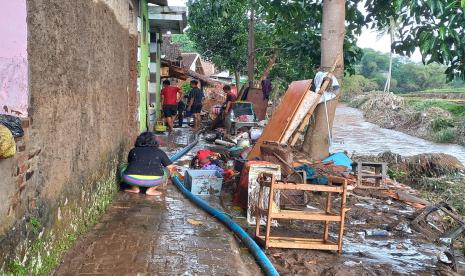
[261,77,272,100]
[211,85,236,130]
[122,132,175,196]
[187,79,204,131]
[176,95,188,127]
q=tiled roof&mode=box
[161,35,182,62]
[181,53,199,70]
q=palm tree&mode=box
[382,16,399,93]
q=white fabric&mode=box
[313,71,340,104]
[313,71,340,92]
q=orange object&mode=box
[248,80,312,159]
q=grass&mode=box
[416,88,465,93]
[407,99,465,117]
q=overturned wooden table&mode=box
[255,173,349,254]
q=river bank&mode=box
[347,92,465,146]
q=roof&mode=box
[162,59,220,86]
[148,0,168,5]
[161,35,182,62]
[181,53,200,70]
[149,6,187,34]
[201,60,216,76]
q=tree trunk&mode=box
[235,71,241,92]
[247,0,256,88]
[259,51,278,81]
[384,17,394,93]
[302,0,345,161]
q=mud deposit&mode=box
[262,190,463,275]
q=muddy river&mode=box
[331,104,465,165]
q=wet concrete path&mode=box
[55,128,261,275]
[55,187,260,275]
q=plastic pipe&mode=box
[168,138,280,276]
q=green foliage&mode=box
[431,117,455,132]
[7,260,27,276]
[29,217,42,235]
[171,34,197,53]
[365,0,465,80]
[181,82,190,94]
[355,48,464,93]
[433,127,457,143]
[409,99,465,117]
[187,0,248,74]
[342,75,379,100]
[387,169,407,180]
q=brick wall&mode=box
[0,0,140,272]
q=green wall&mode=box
[139,0,150,132]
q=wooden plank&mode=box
[274,183,344,193]
[248,80,313,159]
[270,210,342,221]
[257,236,339,250]
[289,99,320,146]
[281,91,321,144]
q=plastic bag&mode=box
[0,115,24,138]
[0,124,16,159]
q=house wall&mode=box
[0,0,29,117]
[0,0,139,272]
[138,0,150,131]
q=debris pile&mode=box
[178,79,465,274]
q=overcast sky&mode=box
[167,0,422,62]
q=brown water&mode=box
[331,105,465,165]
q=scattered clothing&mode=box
[295,164,328,185]
[323,152,353,171]
[201,163,224,174]
[0,124,16,159]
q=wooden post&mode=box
[265,175,275,249]
[338,180,348,254]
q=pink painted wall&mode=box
[0,0,28,117]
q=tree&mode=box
[302,0,347,160]
[171,34,197,53]
[365,0,465,80]
[186,0,248,86]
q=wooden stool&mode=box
[354,161,387,189]
[254,173,348,254]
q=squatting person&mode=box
[121,132,175,196]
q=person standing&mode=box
[176,95,188,127]
[161,80,182,132]
[210,84,236,130]
[261,77,272,100]
[187,79,204,131]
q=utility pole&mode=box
[247,0,255,88]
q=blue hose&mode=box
[168,138,280,276]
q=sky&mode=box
[167,0,422,62]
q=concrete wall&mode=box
[0,0,139,272]
[0,0,29,117]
